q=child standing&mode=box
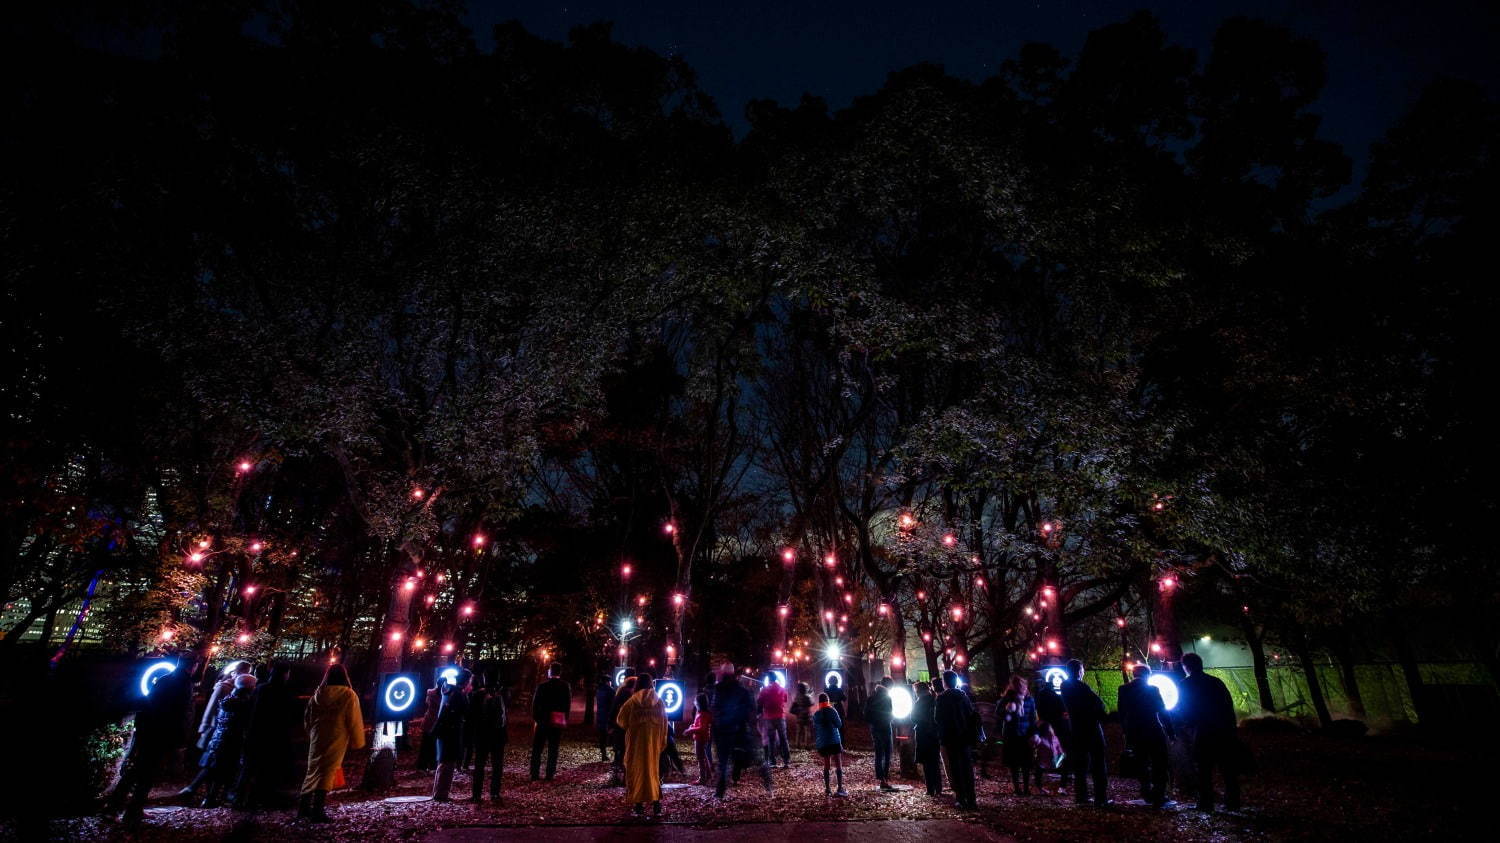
[812,693,848,797]
[684,693,714,786]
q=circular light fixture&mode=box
[139,660,175,697]
[1042,666,1067,690]
[384,676,417,713]
[1147,672,1180,711]
[658,680,684,715]
[889,685,914,720]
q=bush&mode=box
[1241,715,1304,734]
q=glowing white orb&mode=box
[140,660,175,697]
[1147,672,1180,711]
[889,685,914,719]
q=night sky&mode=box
[465,0,1500,187]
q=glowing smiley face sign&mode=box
[377,672,423,721]
[656,679,685,721]
[139,660,176,697]
[385,676,417,713]
[613,667,630,688]
[1147,672,1180,711]
[1042,667,1067,692]
[888,685,914,720]
[823,669,844,691]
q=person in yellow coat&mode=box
[299,664,364,822]
[615,671,668,818]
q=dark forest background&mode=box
[3,2,1498,813]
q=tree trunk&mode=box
[1240,616,1276,713]
[1290,631,1333,729]
[362,548,420,792]
[1391,624,1426,725]
[1154,575,1181,668]
[1329,635,1366,720]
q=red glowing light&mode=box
[942,533,956,546]
[1047,639,1059,652]
[243,585,257,595]
[462,604,475,616]
[834,575,844,586]
[824,610,835,622]
[778,605,790,617]
[975,576,986,588]
[404,579,416,591]
[824,553,837,567]
[782,548,796,563]
[955,653,966,664]
[899,513,916,529]
[1030,652,1039,660]
[617,646,628,657]
[237,633,251,644]
[921,632,932,642]
[673,593,685,607]
[425,594,436,604]
[892,654,904,667]
[839,613,848,623]
[413,638,425,649]
[637,595,647,607]
[878,603,890,616]
[843,593,853,604]
[412,488,425,500]
[390,631,403,642]
[663,522,677,535]
[621,564,632,577]
[249,541,263,553]
[1150,641,1163,653]
[236,460,252,473]
[160,629,173,640]
[435,573,445,583]
[1115,617,1127,627]
[472,534,486,547]
[916,590,927,601]
[950,606,964,620]
[1040,522,1054,533]
[442,642,455,654]
[209,644,221,654]
[774,648,784,660]
[1159,576,1177,590]
[188,552,205,563]
[666,643,676,655]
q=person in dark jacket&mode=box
[1000,675,1039,795]
[1060,659,1110,806]
[867,677,897,791]
[812,693,847,796]
[233,662,300,810]
[196,674,257,807]
[934,670,978,810]
[710,666,772,799]
[595,676,615,762]
[911,680,943,796]
[431,669,471,802]
[417,684,442,771]
[608,676,637,785]
[1179,653,1241,812]
[530,665,571,781]
[106,652,200,829]
[1118,664,1176,806]
[471,674,508,804]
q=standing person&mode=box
[1060,659,1110,806]
[790,682,814,749]
[934,670,978,810]
[616,672,669,818]
[608,676,637,786]
[911,680,944,797]
[867,676,897,791]
[595,676,616,762]
[1000,675,1039,795]
[530,665,571,782]
[812,693,848,797]
[194,674,256,807]
[471,673,508,805]
[234,662,300,810]
[416,683,442,771]
[683,693,715,785]
[299,664,364,823]
[105,652,199,830]
[1118,664,1176,807]
[1179,653,1242,813]
[757,673,791,769]
[825,674,847,722]
[431,668,472,802]
[463,676,487,772]
[179,660,252,798]
[1033,674,1071,794]
[710,665,772,799]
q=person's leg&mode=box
[1220,738,1241,810]
[434,738,456,801]
[530,727,546,780]
[492,739,507,799]
[773,719,790,765]
[472,742,488,801]
[696,741,712,785]
[1193,740,1215,811]
[122,744,165,824]
[545,726,561,779]
[714,738,732,797]
[822,754,832,794]
[1090,736,1109,805]
[834,751,846,795]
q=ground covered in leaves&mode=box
[46,724,1486,841]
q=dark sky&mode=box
[464,0,1500,186]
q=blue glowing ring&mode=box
[1147,673,1180,711]
[140,661,175,697]
[385,676,417,714]
[657,681,684,715]
[1042,667,1067,689]
[765,669,787,688]
[613,667,629,688]
[823,669,842,689]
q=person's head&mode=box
[797,681,809,695]
[323,664,352,687]
[817,693,829,704]
[234,673,258,693]
[268,661,292,683]
[932,677,946,693]
[719,662,737,681]
[1007,675,1029,697]
[914,681,931,697]
[879,676,893,689]
[696,693,709,711]
[1066,659,1084,680]
[451,668,474,691]
[1182,652,1204,675]
[622,676,637,690]
[548,664,564,680]
[1131,664,1151,681]
[941,670,960,690]
[636,672,654,690]
[235,660,252,675]
[601,675,613,687]
[828,674,841,689]
[1038,721,1055,739]
[175,651,200,672]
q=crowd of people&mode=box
[100,651,1244,829]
